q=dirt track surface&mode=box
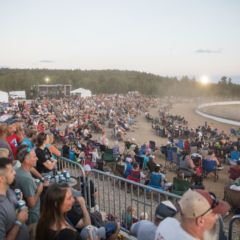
[201,104,240,122]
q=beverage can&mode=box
[55,175,59,183]
[44,175,51,183]
[62,170,67,177]
[66,172,70,182]
[59,174,64,182]
[14,189,21,200]
[35,179,41,186]
[17,200,26,211]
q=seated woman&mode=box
[36,183,91,240]
[35,132,57,176]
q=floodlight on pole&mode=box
[45,77,50,84]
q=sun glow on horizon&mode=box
[199,75,210,85]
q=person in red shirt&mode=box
[6,121,21,159]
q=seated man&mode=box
[229,146,240,165]
[206,150,221,167]
[179,153,199,178]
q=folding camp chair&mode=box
[102,148,115,162]
[100,148,116,171]
[165,147,179,170]
[172,177,190,196]
[202,159,218,181]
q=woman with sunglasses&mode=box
[36,183,90,240]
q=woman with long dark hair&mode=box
[35,132,57,176]
[36,183,80,240]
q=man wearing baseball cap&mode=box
[155,189,230,240]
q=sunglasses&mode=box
[198,192,219,217]
[19,146,32,160]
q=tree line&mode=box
[0,68,239,98]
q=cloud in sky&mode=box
[195,49,222,54]
[39,60,54,63]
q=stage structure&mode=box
[31,84,72,98]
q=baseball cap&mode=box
[80,225,106,240]
[84,164,92,172]
[179,189,230,218]
[104,222,118,238]
[155,200,177,220]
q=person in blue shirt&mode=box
[229,146,240,165]
[21,129,36,149]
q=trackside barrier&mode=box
[90,169,181,230]
[196,101,240,126]
[228,214,240,240]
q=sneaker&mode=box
[217,166,224,170]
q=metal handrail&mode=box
[90,168,180,231]
[57,156,85,177]
[56,157,180,226]
[56,157,239,239]
[228,214,240,240]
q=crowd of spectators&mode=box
[0,94,239,240]
[0,93,162,240]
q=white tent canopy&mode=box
[0,91,9,103]
[9,91,26,99]
[70,88,92,98]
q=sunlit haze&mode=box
[0,0,240,82]
[199,75,210,85]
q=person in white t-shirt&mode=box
[155,189,230,240]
